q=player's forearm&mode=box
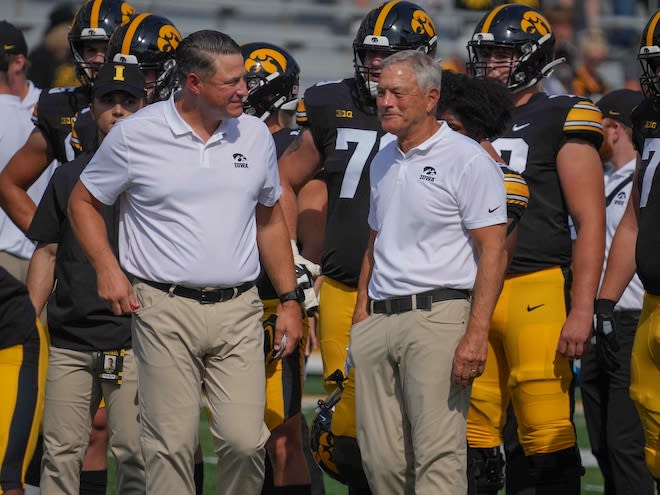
[279,182,299,241]
[0,180,37,233]
[571,223,605,313]
[599,220,638,302]
[256,202,298,294]
[26,242,57,315]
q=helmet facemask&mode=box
[640,45,660,104]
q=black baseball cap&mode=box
[596,89,644,128]
[93,62,146,99]
[0,20,27,57]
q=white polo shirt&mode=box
[367,124,506,300]
[81,92,281,287]
[604,160,643,311]
[0,91,54,259]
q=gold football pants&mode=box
[262,299,308,432]
[631,292,660,478]
[318,278,357,439]
[467,266,576,455]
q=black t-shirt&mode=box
[27,151,131,351]
[632,99,660,295]
[0,267,37,350]
[490,92,603,274]
[303,78,390,287]
[257,127,300,300]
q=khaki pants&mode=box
[350,299,471,495]
[40,347,144,494]
[132,282,269,495]
[0,251,30,283]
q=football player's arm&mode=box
[557,139,606,358]
[278,129,323,241]
[0,129,53,232]
[352,229,376,325]
[26,242,58,315]
[598,157,640,301]
[453,223,507,389]
[256,201,303,358]
[68,180,137,316]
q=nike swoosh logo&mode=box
[488,205,501,213]
[512,123,530,132]
[527,304,544,312]
[3,44,15,50]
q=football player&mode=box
[465,4,605,493]
[69,13,182,161]
[0,0,135,233]
[597,10,660,491]
[278,2,437,492]
[242,41,325,495]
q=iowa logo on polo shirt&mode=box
[233,153,249,168]
[419,166,437,182]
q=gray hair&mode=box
[380,50,442,93]
[175,30,241,82]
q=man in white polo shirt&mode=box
[68,30,304,495]
[350,50,508,495]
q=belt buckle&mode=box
[199,289,220,304]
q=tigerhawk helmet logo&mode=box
[520,11,551,37]
[121,3,136,25]
[411,9,436,38]
[158,24,181,53]
[245,48,288,74]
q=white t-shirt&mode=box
[367,124,506,300]
[81,93,281,287]
[0,91,54,259]
[604,160,643,311]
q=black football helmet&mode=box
[639,10,660,105]
[69,0,136,87]
[106,13,181,103]
[241,42,300,121]
[353,1,438,104]
[467,3,562,93]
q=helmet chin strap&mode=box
[367,80,379,97]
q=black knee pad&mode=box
[333,436,372,493]
[528,446,583,494]
[468,447,505,495]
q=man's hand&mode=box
[274,300,303,358]
[593,298,620,371]
[295,264,319,316]
[97,265,138,315]
[557,306,593,359]
[452,325,488,389]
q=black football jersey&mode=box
[302,78,393,287]
[491,92,603,274]
[32,86,90,163]
[632,99,660,295]
[258,127,301,300]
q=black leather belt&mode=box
[138,278,254,304]
[370,288,471,315]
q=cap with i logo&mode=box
[93,61,146,99]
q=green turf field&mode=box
[107,374,605,494]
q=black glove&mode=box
[593,299,620,372]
